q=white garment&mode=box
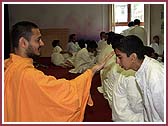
[97,44,118,98]
[98,46,144,121]
[51,46,65,66]
[97,39,108,53]
[100,63,144,122]
[112,74,144,122]
[150,43,164,55]
[66,41,81,53]
[97,44,116,97]
[135,56,164,122]
[127,25,147,45]
[96,44,114,65]
[69,48,96,73]
[120,27,134,36]
[99,63,121,100]
[97,44,114,65]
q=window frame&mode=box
[115,4,144,26]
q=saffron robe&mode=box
[4,54,93,122]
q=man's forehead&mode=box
[115,49,125,56]
[31,28,41,34]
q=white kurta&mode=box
[127,25,147,45]
[97,39,108,53]
[112,72,144,122]
[120,27,134,36]
[97,44,117,96]
[150,43,164,55]
[51,46,65,66]
[100,63,144,122]
[69,48,96,73]
[135,56,164,122]
[98,45,144,121]
[97,44,115,65]
[67,41,81,53]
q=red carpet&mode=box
[35,57,112,122]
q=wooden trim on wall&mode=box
[40,28,69,57]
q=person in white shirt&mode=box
[96,32,108,62]
[66,34,81,54]
[114,35,164,122]
[69,40,97,74]
[98,33,144,122]
[120,21,134,36]
[51,40,73,67]
[97,32,108,53]
[127,19,147,45]
[150,35,164,58]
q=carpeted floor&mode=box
[35,57,112,122]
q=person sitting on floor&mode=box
[51,39,73,67]
[66,33,81,54]
[69,40,98,74]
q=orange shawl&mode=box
[4,54,93,122]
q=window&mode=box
[113,3,144,34]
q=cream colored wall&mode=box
[8,4,109,57]
[8,4,165,57]
[8,4,108,41]
[150,4,164,45]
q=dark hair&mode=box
[107,32,124,48]
[111,34,124,49]
[100,32,105,37]
[107,31,115,45]
[114,35,145,60]
[143,46,155,57]
[68,34,76,42]
[128,21,134,27]
[78,39,85,49]
[153,35,159,40]
[87,40,98,49]
[134,19,140,25]
[11,21,39,48]
[52,40,60,47]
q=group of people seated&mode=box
[51,34,98,73]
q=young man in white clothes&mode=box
[114,35,164,122]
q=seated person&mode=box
[150,35,164,62]
[66,34,81,54]
[51,40,73,67]
[69,40,98,73]
[150,35,164,57]
[96,32,108,62]
[143,46,157,60]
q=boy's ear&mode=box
[130,53,137,62]
[18,37,28,48]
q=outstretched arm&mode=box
[91,51,114,75]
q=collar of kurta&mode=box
[9,53,33,64]
[135,56,151,77]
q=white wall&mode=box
[8,4,109,41]
[150,4,164,44]
[8,4,165,44]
